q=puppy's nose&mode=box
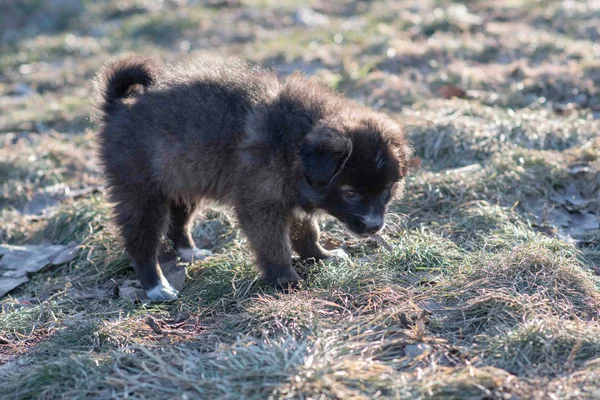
[363,215,384,234]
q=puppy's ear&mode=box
[384,123,413,178]
[391,139,414,178]
[300,125,352,187]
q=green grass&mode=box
[1,0,600,398]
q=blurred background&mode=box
[2,0,599,135]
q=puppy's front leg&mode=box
[235,203,300,288]
[291,217,349,261]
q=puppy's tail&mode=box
[95,55,158,116]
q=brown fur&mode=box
[93,55,412,300]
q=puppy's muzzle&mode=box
[359,214,385,235]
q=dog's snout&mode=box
[362,214,384,234]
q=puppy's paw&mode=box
[263,265,302,290]
[177,247,212,263]
[326,248,350,261]
[146,279,179,302]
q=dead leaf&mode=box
[0,277,29,299]
[408,157,422,171]
[569,212,599,237]
[0,243,79,276]
[0,243,79,298]
[51,246,80,265]
[545,207,571,228]
[550,184,589,211]
[21,184,103,218]
[564,184,589,208]
[439,85,467,99]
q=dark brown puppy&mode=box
[94,56,412,301]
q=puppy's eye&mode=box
[345,190,358,199]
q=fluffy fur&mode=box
[94,55,412,300]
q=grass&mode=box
[1,0,600,398]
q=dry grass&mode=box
[1,0,600,398]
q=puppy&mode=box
[94,56,412,301]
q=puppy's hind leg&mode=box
[113,190,178,301]
[168,202,212,262]
[291,218,349,261]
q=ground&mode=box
[1,0,600,398]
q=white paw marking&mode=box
[177,247,212,262]
[146,277,179,301]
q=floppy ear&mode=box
[300,125,352,187]
[391,139,414,178]
[385,123,413,178]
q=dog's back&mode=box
[95,57,279,203]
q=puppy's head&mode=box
[300,115,412,237]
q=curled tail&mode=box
[95,55,158,116]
